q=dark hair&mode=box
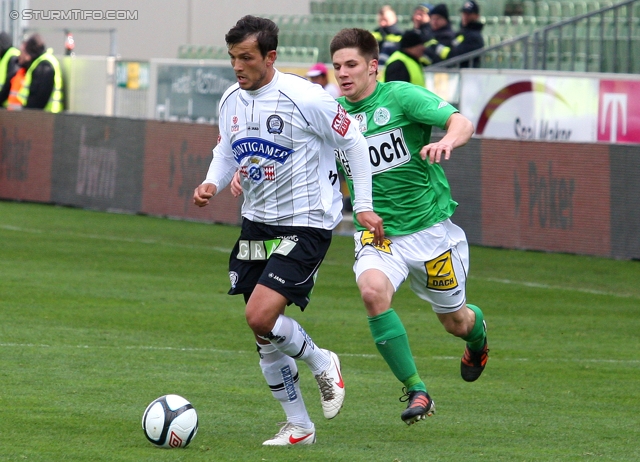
[330,28,379,62]
[0,31,13,54]
[23,33,46,58]
[225,15,278,58]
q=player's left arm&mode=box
[419,112,474,164]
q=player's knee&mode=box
[245,310,273,337]
[439,315,470,337]
[445,323,468,337]
[359,284,390,312]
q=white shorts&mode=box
[353,219,469,314]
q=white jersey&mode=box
[203,69,372,229]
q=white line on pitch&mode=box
[0,224,232,253]
[1,343,638,365]
[470,276,639,299]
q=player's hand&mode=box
[193,183,216,207]
[230,171,242,197]
[420,141,453,164]
[356,211,384,246]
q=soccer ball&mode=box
[142,394,198,448]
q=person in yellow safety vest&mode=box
[0,32,21,107]
[382,30,426,87]
[0,33,64,112]
[0,32,20,87]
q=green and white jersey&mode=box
[337,81,459,236]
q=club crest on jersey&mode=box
[232,137,294,164]
[373,107,391,126]
[231,115,240,133]
[354,112,368,133]
[229,271,239,289]
[239,160,276,184]
[266,115,284,134]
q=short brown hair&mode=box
[330,28,379,62]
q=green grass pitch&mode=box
[1,201,639,461]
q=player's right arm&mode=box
[193,143,237,207]
[193,183,217,207]
[193,91,238,208]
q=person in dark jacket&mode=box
[411,3,434,43]
[422,4,456,65]
[371,5,404,65]
[425,0,485,68]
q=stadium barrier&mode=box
[0,111,241,226]
[1,110,638,260]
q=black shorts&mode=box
[228,218,333,310]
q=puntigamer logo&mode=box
[231,138,294,164]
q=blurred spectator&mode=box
[371,5,403,65]
[306,62,341,98]
[425,0,485,68]
[411,3,434,42]
[0,33,64,111]
[426,4,455,45]
[423,3,456,65]
[0,32,20,97]
[382,30,425,87]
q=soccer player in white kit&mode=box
[193,16,383,446]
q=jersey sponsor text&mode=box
[332,105,351,136]
[336,128,411,177]
[232,137,294,164]
[425,249,459,291]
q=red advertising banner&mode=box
[141,120,242,225]
[481,140,611,256]
[598,80,640,144]
[0,111,55,203]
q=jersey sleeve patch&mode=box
[332,105,351,137]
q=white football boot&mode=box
[262,422,316,446]
[314,349,345,419]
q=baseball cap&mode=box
[415,3,434,13]
[400,30,424,48]
[306,62,328,77]
[461,0,480,14]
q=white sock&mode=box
[267,315,331,376]
[257,342,313,428]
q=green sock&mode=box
[464,304,486,351]
[368,308,427,393]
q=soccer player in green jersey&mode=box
[330,28,489,425]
